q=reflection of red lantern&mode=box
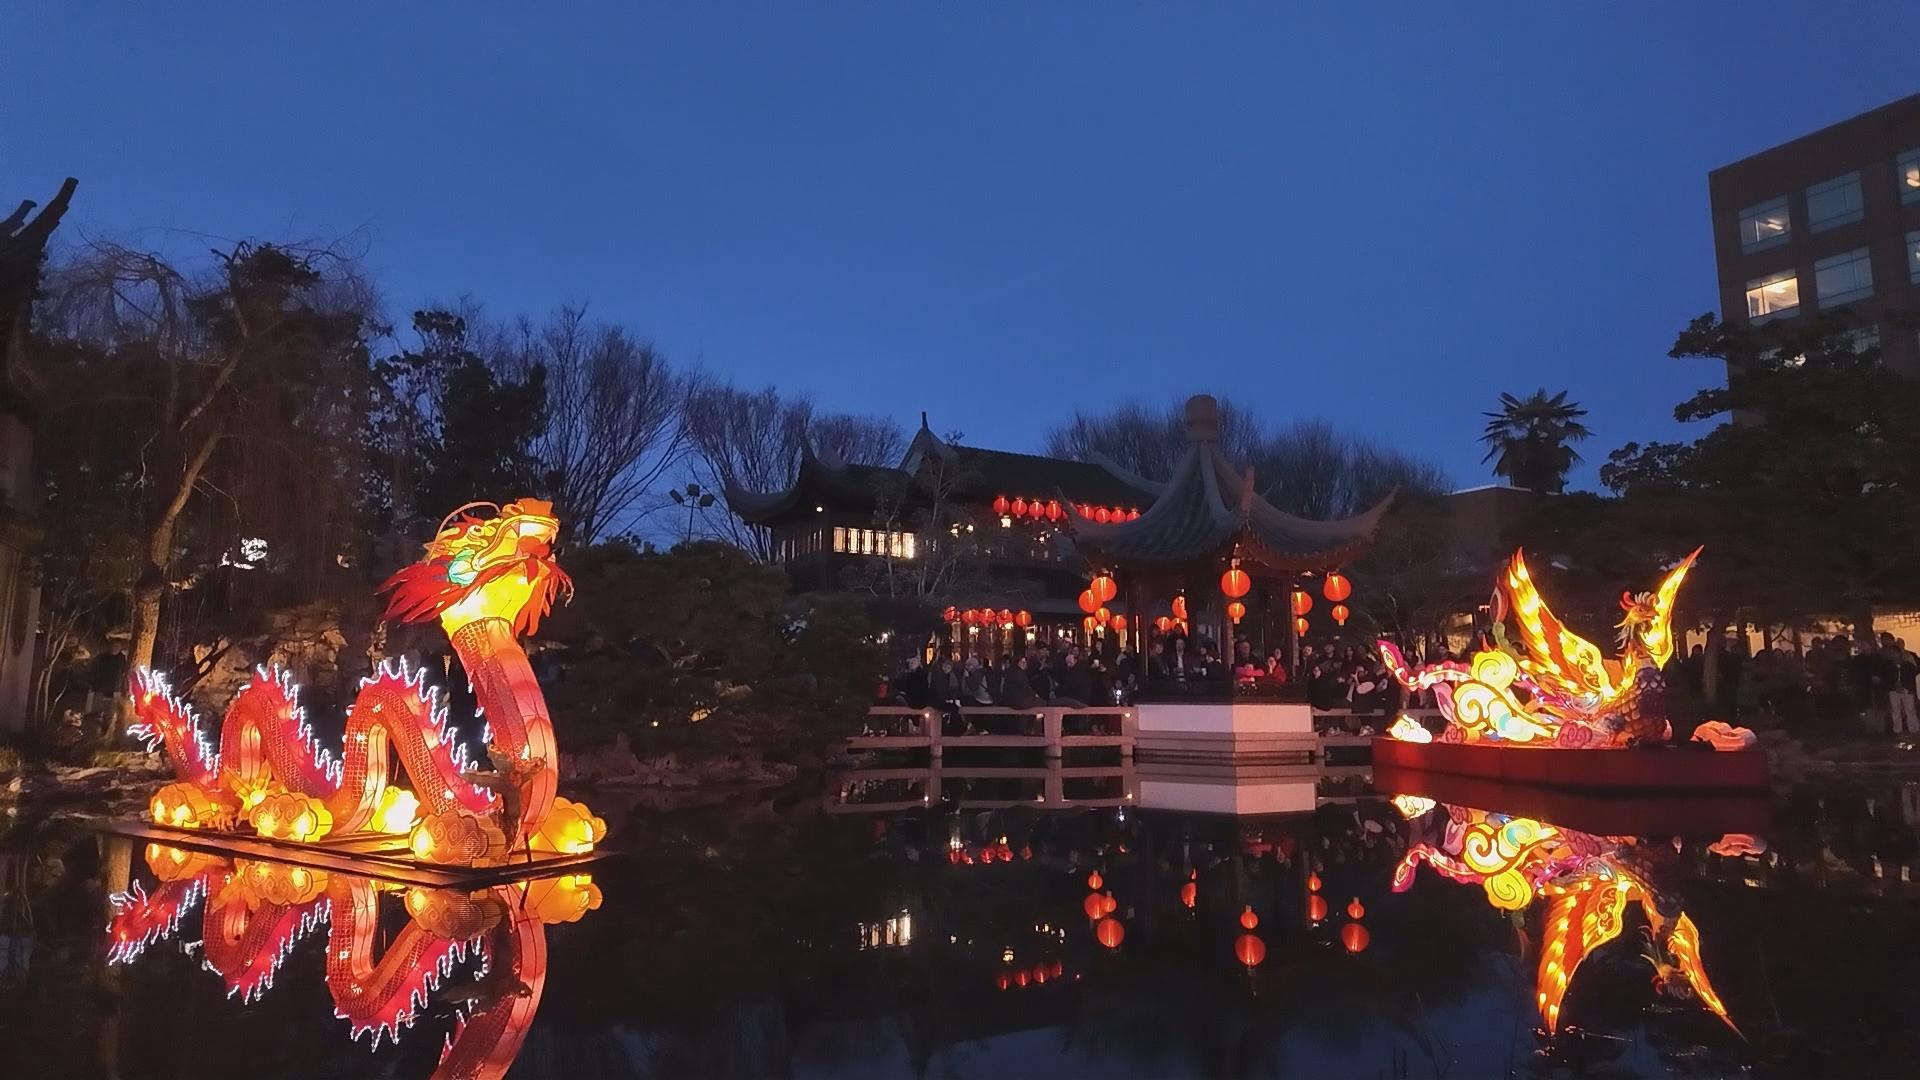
[1347,897,1365,919]
[1088,872,1103,890]
[1032,963,1049,984]
[1111,614,1128,631]
[1096,918,1125,949]
[1226,601,1246,624]
[1095,606,1111,626]
[1010,497,1027,518]
[1016,969,1029,987]
[1091,574,1117,603]
[1239,906,1259,930]
[1295,616,1310,636]
[1308,895,1328,921]
[996,970,1012,991]
[1331,604,1350,626]
[1234,933,1266,967]
[1078,590,1099,613]
[1103,893,1118,915]
[943,606,958,622]
[1180,881,1197,908]
[1341,923,1370,953]
[1013,610,1031,628]
[1171,596,1188,621]
[1307,872,1322,892]
[1220,569,1251,598]
[1291,589,1312,617]
[1084,893,1106,920]
[992,495,1010,516]
[1323,573,1352,602]
[1083,616,1098,634]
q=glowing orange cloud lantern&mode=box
[1234,933,1266,968]
[1095,917,1125,949]
[1239,906,1259,930]
[127,500,595,865]
[1341,922,1370,953]
[1088,871,1104,890]
[992,495,1010,516]
[1331,604,1350,626]
[1013,610,1032,628]
[1220,568,1251,599]
[1308,895,1329,921]
[1295,616,1310,636]
[1323,573,1352,602]
[1226,601,1246,624]
[1078,589,1099,613]
[1010,497,1027,518]
[1180,881,1197,908]
[1171,595,1188,621]
[1091,574,1117,603]
[1347,897,1365,919]
[1291,589,1312,617]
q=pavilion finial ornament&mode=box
[130,499,604,864]
[1379,548,1749,750]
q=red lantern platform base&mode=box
[1371,737,1770,794]
[1374,764,1772,837]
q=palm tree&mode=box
[1479,390,1592,494]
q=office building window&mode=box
[1908,230,1920,284]
[1899,148,1920,204]
[1833,325,1880,357]
[1805,172,1864,232]
[1745,271,1799,322]
[1813,247,1873,306]
[1737,197,1791,252]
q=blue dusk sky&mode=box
[10,3,1918,489]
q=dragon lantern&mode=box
[130,499,604,865]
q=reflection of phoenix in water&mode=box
[1390,801,1739,1036]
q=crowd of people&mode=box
[1668,631,1920,735]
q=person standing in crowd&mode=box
[894,655,930,709]
[1882,633,1919,736]
[1054,646,1094,707]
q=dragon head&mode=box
[380,499,573,637]
[1615,547,1701,670]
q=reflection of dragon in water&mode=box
[1389,801,1739,1035]
[129,500,604,863]
[108,844,601,1080]
[1380,549,1716,748]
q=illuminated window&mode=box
[1744,271,1799,322]
[832,527,847,553]
[1737,197,1791,252]
[1805,172,1863,233]
[1898,149,1920,204]
[1908,230,1920,283]
[836,530,917,560]
[1813,247,1873,306]
[1735,194,1789,251]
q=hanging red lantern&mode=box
[1104,893,1119,915]
[1127,508,1141,520]
[1290,590,1312,617]
[1341,923,1370,953]
[1010,497,1027,518]
[1096,917,1125,949]
[943,606,959,622]
[1013,610,1032,628]
[1179,881,1197,909]
[1154,616,1173,633]
[1226,601,1246,624]
[1078,589,1099,614]
[1295,616,1310,636]
[998,608,1013,627]
[1046,499,1063,521]
[1239,906,1259,930]
[1083,616,1098,634]
[1094,606,1111,626]
[1331,604,1350,626]
[1346,897,1365,920]
[1171,596,1188,621]
[1111,614,1128,631]
[1083,893,1107,920]
[1096,507,1113,524]
[1308,894,1328,922]
[992,495,1010,516]
[1029,499,1046,520]
[1088,871,1103,890]
[1091,574,1117,603]
[961,609,979,626]
[1307,872,1322,892]
[1323,572,1352,602]
[1220,568,1251,599]
[1234,933,1266,968]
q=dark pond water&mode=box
[3,776,1918,1079]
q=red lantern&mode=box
[1127,508,1141,520]
[1094,606,1111,626]
[1234,933,1266,968]
[961,609,979,626]
[1016,969,1029,987]
[1307,872,1322,892]
[1226,601,1246,624]
[1088,871,1103,890]
[1179,881,1197,909]
[1308,895,1329,922]
[1104,893,1119,915]
[1083,893,1107,920]
[1010,497,1027,518]
[992,495,1010,516]
[998,608,1013,627]
[943,606,959,622]
[1083,616,1098,634]
[1029,499,1046,520]
[1091,574,1117,603]
[1323,572,1352,602]
[1112,614,1128,631]
[1046,499,1062,521]
[1295,616,1310,636]
[1290,589,1312,617]
[1347,897,1365,920]
[1341,923,1370,953]
[1154,616,1173,633]
[1220,569,1251,599]
[1032,962,1049,984]
[1096,917,1125,949]
[1013,610,1031,628]
[1171,596,1188,621]
[1094,507,1111,524]
[996,970,1012,991]
[1053,959,1065,977]
[1239,906,1259,930]
[1078,589,1099,614]
[1331,604,1350,626]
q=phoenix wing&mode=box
[1537,869,1638,1033]
[1661,911,1740,1036]
[1502,551,1620,718]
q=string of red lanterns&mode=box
[989,496,1142,524]
[943,606,1031,628]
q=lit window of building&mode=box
[1898,148,1920,204]
[1813,247,1873,306]
[832,528,916,559]
[1737,197,1791,252]
[1744,271,1799,322]
[1805,171,1864,232]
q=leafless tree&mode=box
[1046,397,1263,478]
[489,305,691,543]
[841,450,991,601]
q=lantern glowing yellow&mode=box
[1331,603,1350,625]
[1091,574,1117,603]
[1226,601,1246,623]
[1291,589,1312,617]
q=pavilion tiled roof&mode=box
[1064,395,1392,572]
